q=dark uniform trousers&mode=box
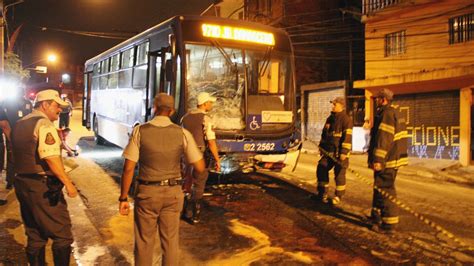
[372,168,399,225]
[6,143,14,186]
[192,147,209,200]
[0,141,4,172]
[14,175,73,257]
[134,184,184,266]
[316,154,348,197]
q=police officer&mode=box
[0,105,11,192]
[181,91,220,224]
[315,97,352,205]
[11,89,78,265]
[119,93,205,266]
[59,94,72,129]
[368,88,408,233]
[4,92,33,189]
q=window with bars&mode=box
[256,0,272,16]
[385,30,406,57]
[449,13,474,44]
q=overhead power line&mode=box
[36,26,136,40]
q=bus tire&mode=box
[93,116,106,145]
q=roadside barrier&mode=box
[318,147,474,251]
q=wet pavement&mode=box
[1,113,474,265]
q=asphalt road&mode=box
[65,135,474,264]
[1,113,473,265]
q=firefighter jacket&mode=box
[368,104,408,169]
[319,111,353,157]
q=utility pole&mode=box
[1,0,4,73]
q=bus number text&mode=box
[243,143,275,152]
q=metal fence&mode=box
[362,0,402,14]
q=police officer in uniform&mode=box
[11,89,78,265]
[4,93,32,189]
[59,94,72,129]
[315,97,353,205]
[181,92,220,224]
[119,93,205,266]
[368,88,408,233]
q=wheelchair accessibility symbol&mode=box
[247,115,262,131]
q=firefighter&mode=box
[368,88,408,233]
[315,97,352,205]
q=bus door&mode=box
[146,47,174,120]
[82,71,92,128]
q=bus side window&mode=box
[155,57,162,92]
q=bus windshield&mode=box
[185,43,292,131]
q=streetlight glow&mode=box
[62,73,71,84]
[47,54,57,63]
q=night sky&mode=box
[8,0,214,66]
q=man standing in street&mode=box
[368,88,408,233]
[11,89,78,265]
[4,92,33,189]
[119,93,205,266]
[0,105,11,194]
[181,91,220,224]
[59,94,73,128]
[315,97,352,205]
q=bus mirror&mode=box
[165,59,174,81]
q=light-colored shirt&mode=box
[29,110,62,159]
[187,109,216,141]
[123,116,203,163]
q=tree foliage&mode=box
[4,52,30,81]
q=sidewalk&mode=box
[261,150,474,196]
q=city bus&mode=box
[83,15,300,173]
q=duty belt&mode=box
[18,173,53,180]
[137,178,183,186]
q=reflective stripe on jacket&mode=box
[319,111,353,156]
[368,104,408,169]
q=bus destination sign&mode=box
[202,24,275,46]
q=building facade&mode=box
[354,0,474,165]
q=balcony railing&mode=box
[362,0,402,14]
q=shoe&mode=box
[181,194,192,220]
[320,194,329,203]
[371,223,396,234]
[366,209,382,225]
[330,196,341,205]
[310,194,328,203]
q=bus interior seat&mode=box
[247,95,284,114]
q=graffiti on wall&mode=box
[394,90,460,160]
[304,88,345,145]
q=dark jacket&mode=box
[368,104,408,169]
[319,111,353,157]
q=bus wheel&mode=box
[93,116,106,145]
